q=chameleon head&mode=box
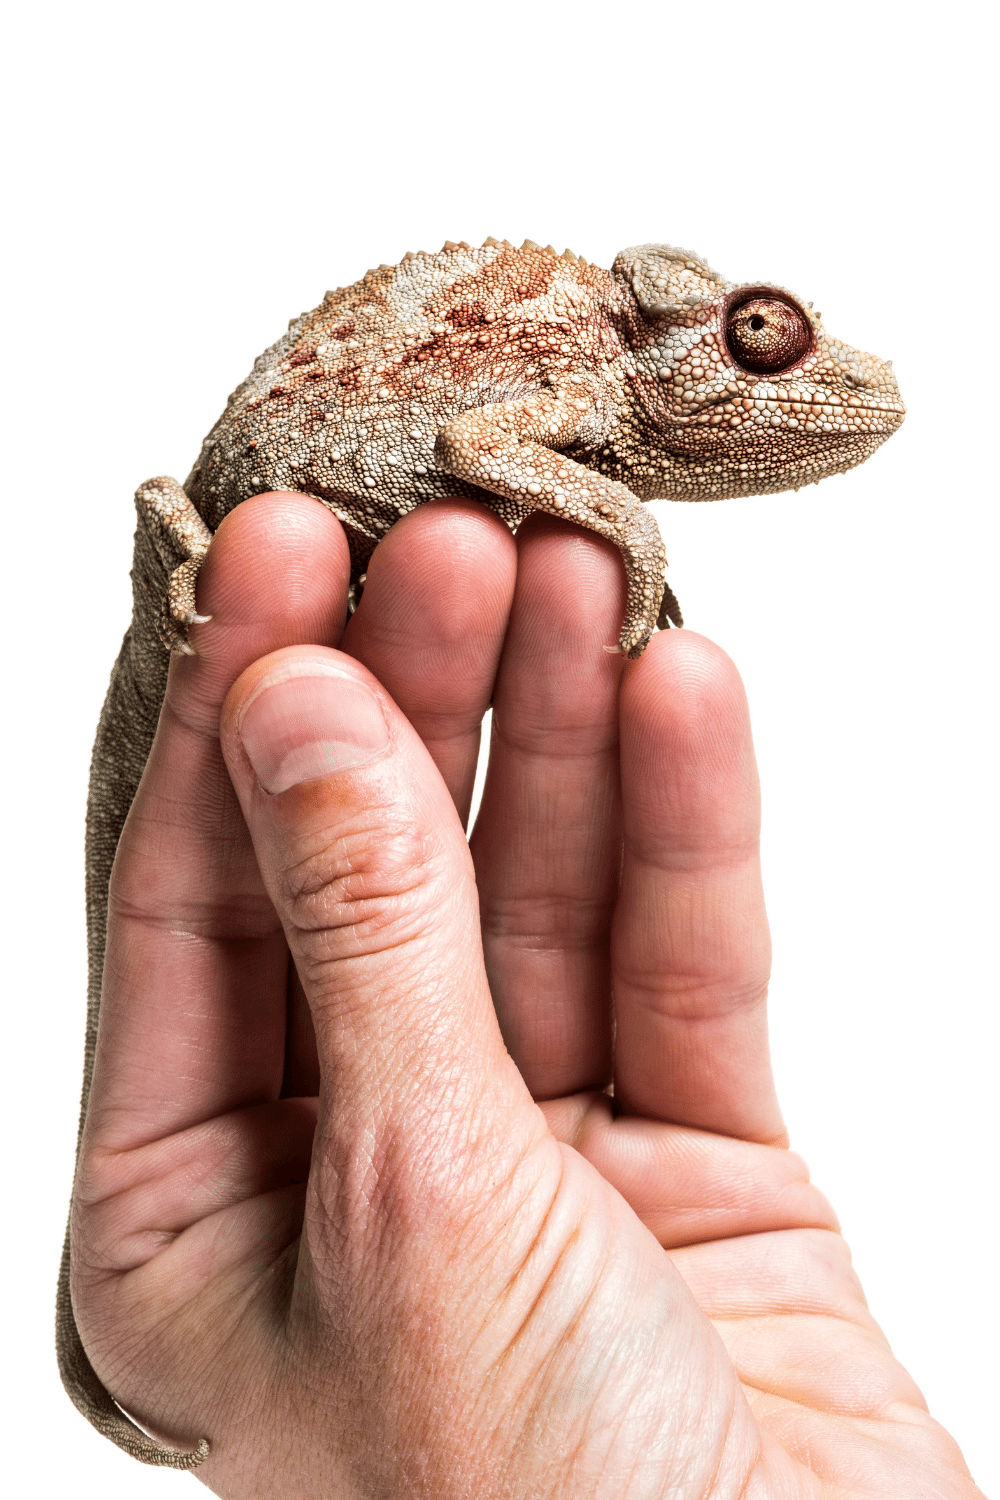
[616,245,906,499]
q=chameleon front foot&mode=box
[610,500,675,658]
[162,558,214,653]
[347,572,367,617]
[656,579,683,631]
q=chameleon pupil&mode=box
[750,315,765,331]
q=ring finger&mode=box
[471,514,629,1099]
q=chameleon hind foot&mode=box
[134,476,214,652]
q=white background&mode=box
[2,0,996,1493]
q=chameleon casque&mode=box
[58,238,905,1467]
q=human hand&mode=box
[71,494,981,1496]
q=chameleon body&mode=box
[58,238,905,1466]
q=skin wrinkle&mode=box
[103,900,280,942]
[80,1103,318,1259]
[471,1168,624,1474]
[271,768,447,890]
[82,1069,295,1165]
[692,1377,750,1500]
[160,688,229,745]
[669,1238,869,1325]
[490,727,620,761]
[92,1192,305,1359]
[623,972,771,1025]
[279,829,451,953]
[617,919,769,999]
[81,1102,313,1198]
[626,834,758,870]
[727,1353,904,1424]
[482,893,616,943]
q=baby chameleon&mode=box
[149,237,905,661]
[60,237,904,1469]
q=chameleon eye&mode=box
[725,295,811,373]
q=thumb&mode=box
[219,645,530,1155]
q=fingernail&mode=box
[237,661,390,793]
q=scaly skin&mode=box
[179,237,904,657]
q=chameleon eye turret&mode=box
[725,293,812,373]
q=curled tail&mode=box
[56,481,211,1468]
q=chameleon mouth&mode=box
[691,390,907,421]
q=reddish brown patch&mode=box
[445,301,489,328]
[289,348,318,368]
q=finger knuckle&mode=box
[280,808,453,974]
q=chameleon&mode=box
[57,238,905,1467]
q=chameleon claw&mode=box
[189,612,213,625]
[603,643,625,655]
[175,637,197,657]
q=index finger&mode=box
[612,631,785,1145]
[83,494,350,1151]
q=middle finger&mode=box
[342,499,517,824]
